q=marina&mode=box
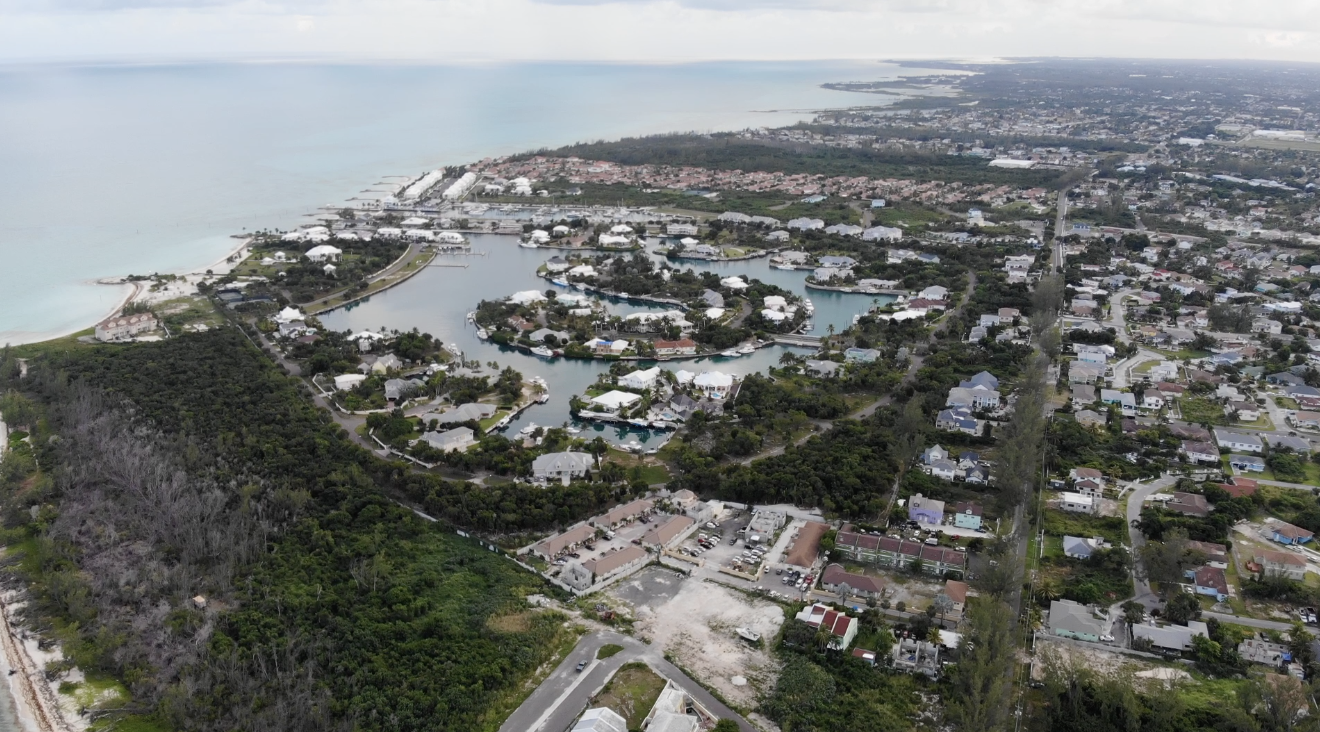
[320,232,895,447]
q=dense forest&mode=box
[0,331,613,731]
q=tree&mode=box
[933,593,956,621]
[712,720,740,732]
[1162,591,1202,625]
[1120,600,1145,625]
[946,599,1015,732]
[1238,674,1313,732]
[1138,528,1204,586]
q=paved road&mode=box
[1122,474,1179,611]
[498,631,755,732]
[1205,611,1300,632]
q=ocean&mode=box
[0,60,932,344]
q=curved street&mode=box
[498,630,755,732]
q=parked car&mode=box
[576,661,587,672]
[1100,634,1114,642]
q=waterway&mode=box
[0,60,949,345]
[320,234,895,446]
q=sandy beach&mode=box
[0,237,251,348]
[0,592,83,732]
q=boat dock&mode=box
[773,334,824,348]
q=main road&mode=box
[499,631,755,732]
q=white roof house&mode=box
[532,452,596,485]
[333,374,367,391]
[591,391,642,412]
[419,427,476,453]
[693,371,734,397]
[1059,492,1095,514]
[572,708,627,732]
[304,244,343,262]
[275,306,304,323]
[620,367,662,390]
[720,276,749,290]
[764,295,788,311]
[508,290,548,305]
[760,309,788,322]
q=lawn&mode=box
[592,663,668,730]
[1227,456,1320,486]
[1154,348,1212,360]
[1179,396,1227,426]
[1041,507,1128,544]
[1276,396,1301,410]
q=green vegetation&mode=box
[591,663,667,730]
[0,332,618,732]
[1179,396,1228,426]
[597,643,624,660]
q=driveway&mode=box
[498,630,756,732]
[1120,474,1178,612]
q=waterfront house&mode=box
[532,452,595,485]
[619,367,661,390]
[590,391,642,413]
[419,427,476,453]
[95,312,158,342]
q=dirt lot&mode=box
[783,522,827,568]
[611,569,784,707]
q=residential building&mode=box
[944,580,969,616]
[423,402,498,425]
[1181,440,1220,464]
[1269,521,1314,545]
[1186,540,1229,568]
[1063,535,1106,560]
[583,546,648,584]
[1132,621,1209,652]
[936,406,981,435]
[1192,566,1229,601]
[1075,409,1106,428]
[1048,600,1107,642]
[619,367,661,390]
[591,390,643,413]
[1229,454,1266,472]
[1072,384,1097,404]
[1253,549,1307,580]
[1227,401,1260,421]
[642,515,696,548]
[952,501,983,530]
[533,452,596,485]
[573,707,628,732]
[795,603,858,650]
[909,494,945,525]
[1220,476,1258,498]
[946,386,1001,410]
[95,312,158,342]
[844,347,882,363]
[592,499,654,529]
[1059,492,1096,514]
[1069,362,1105,384]
[1267,434,1312,453]
[418,426,477,453]
[891,638,941,677]
[928,459,958,481]
[1165,492,1210,517]
[820,563,886,599]
[1238,639,1291,669]
[531,524,596,560]
[1214,428,1264,453]
[831,530,966,576]
[1100,389,1137,416]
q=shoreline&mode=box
[1,237,251,348]
[0,591,78,732]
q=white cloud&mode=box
[0,0,1318,63]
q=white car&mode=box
[1100,634,1114,642]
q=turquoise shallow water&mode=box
[0,60,931,344]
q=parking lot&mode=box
[545,511,675,580]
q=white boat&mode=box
[721,349,740,358]
[518,240,540,249]
[531,345,555,359]
[773,264,795,271]
[623,439,644,453]
[565,426,581,435]
[551,278,569,287]
[519,422,539,436]
[465,311,475,322]
[476,328,489,340]
[536,393,550,404]
[803,299,815,314]
[444,343,462,357]
[629,419,651,428]
[738,345,756,355]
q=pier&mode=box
[773,334,824,348]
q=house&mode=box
[831,529,966,576]
[909,494,945,524]
[892,638,941,677]
[1076,344,1111,364]
[1133,621,1209,652]
[582,545,648,584]
[532,452,595,485]
[1209,427,1261,456]
[1170,423,1212,442]
[1192,566,1230,601]
[1070,468,1105,489]
[1063,535,1106,560]
[1069,362,1105,384]
[590,390,643,413]
[1292,411,1320,429]
[936,406,980,435]
[1219,476,1258,498]
[1048,600,1107,642]
[1100,389,1137,416]
[928,459,958,481]
[946,386,1001,410]
[573,707,628,732]
[1075,409,1106,429]
[1181,440,1220,464]
[1059,492,1096,514]
[425,402,498,425]
[1269,521,1314,545]
[1186,540,1229,568]
[619,367,661,390]
[1226,401,1261,421]
[1229,453,1266,473]
[922,444,949,465]
[642,515,696,548]
[944,579,969,616]
[919,285,949,300]
[333,373,368,391]
[654,338,697,356]
[692,371,734,398]
[820,563,886,599]
[1072,384,1097,404]
[592,498,654,529]
[795,603,858,650]
[844,347,882,363]
[95,312,158,342]
[1268,434,1312,453]
[531,524,597,560]
[952,502,983,530]
[1166,492,1210,517]
[1253,549,1307,581]
[419,427,477,453]
[1238,639,1291,669]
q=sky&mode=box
[1,0,1320,64]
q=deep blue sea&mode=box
[0,60,936,344]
